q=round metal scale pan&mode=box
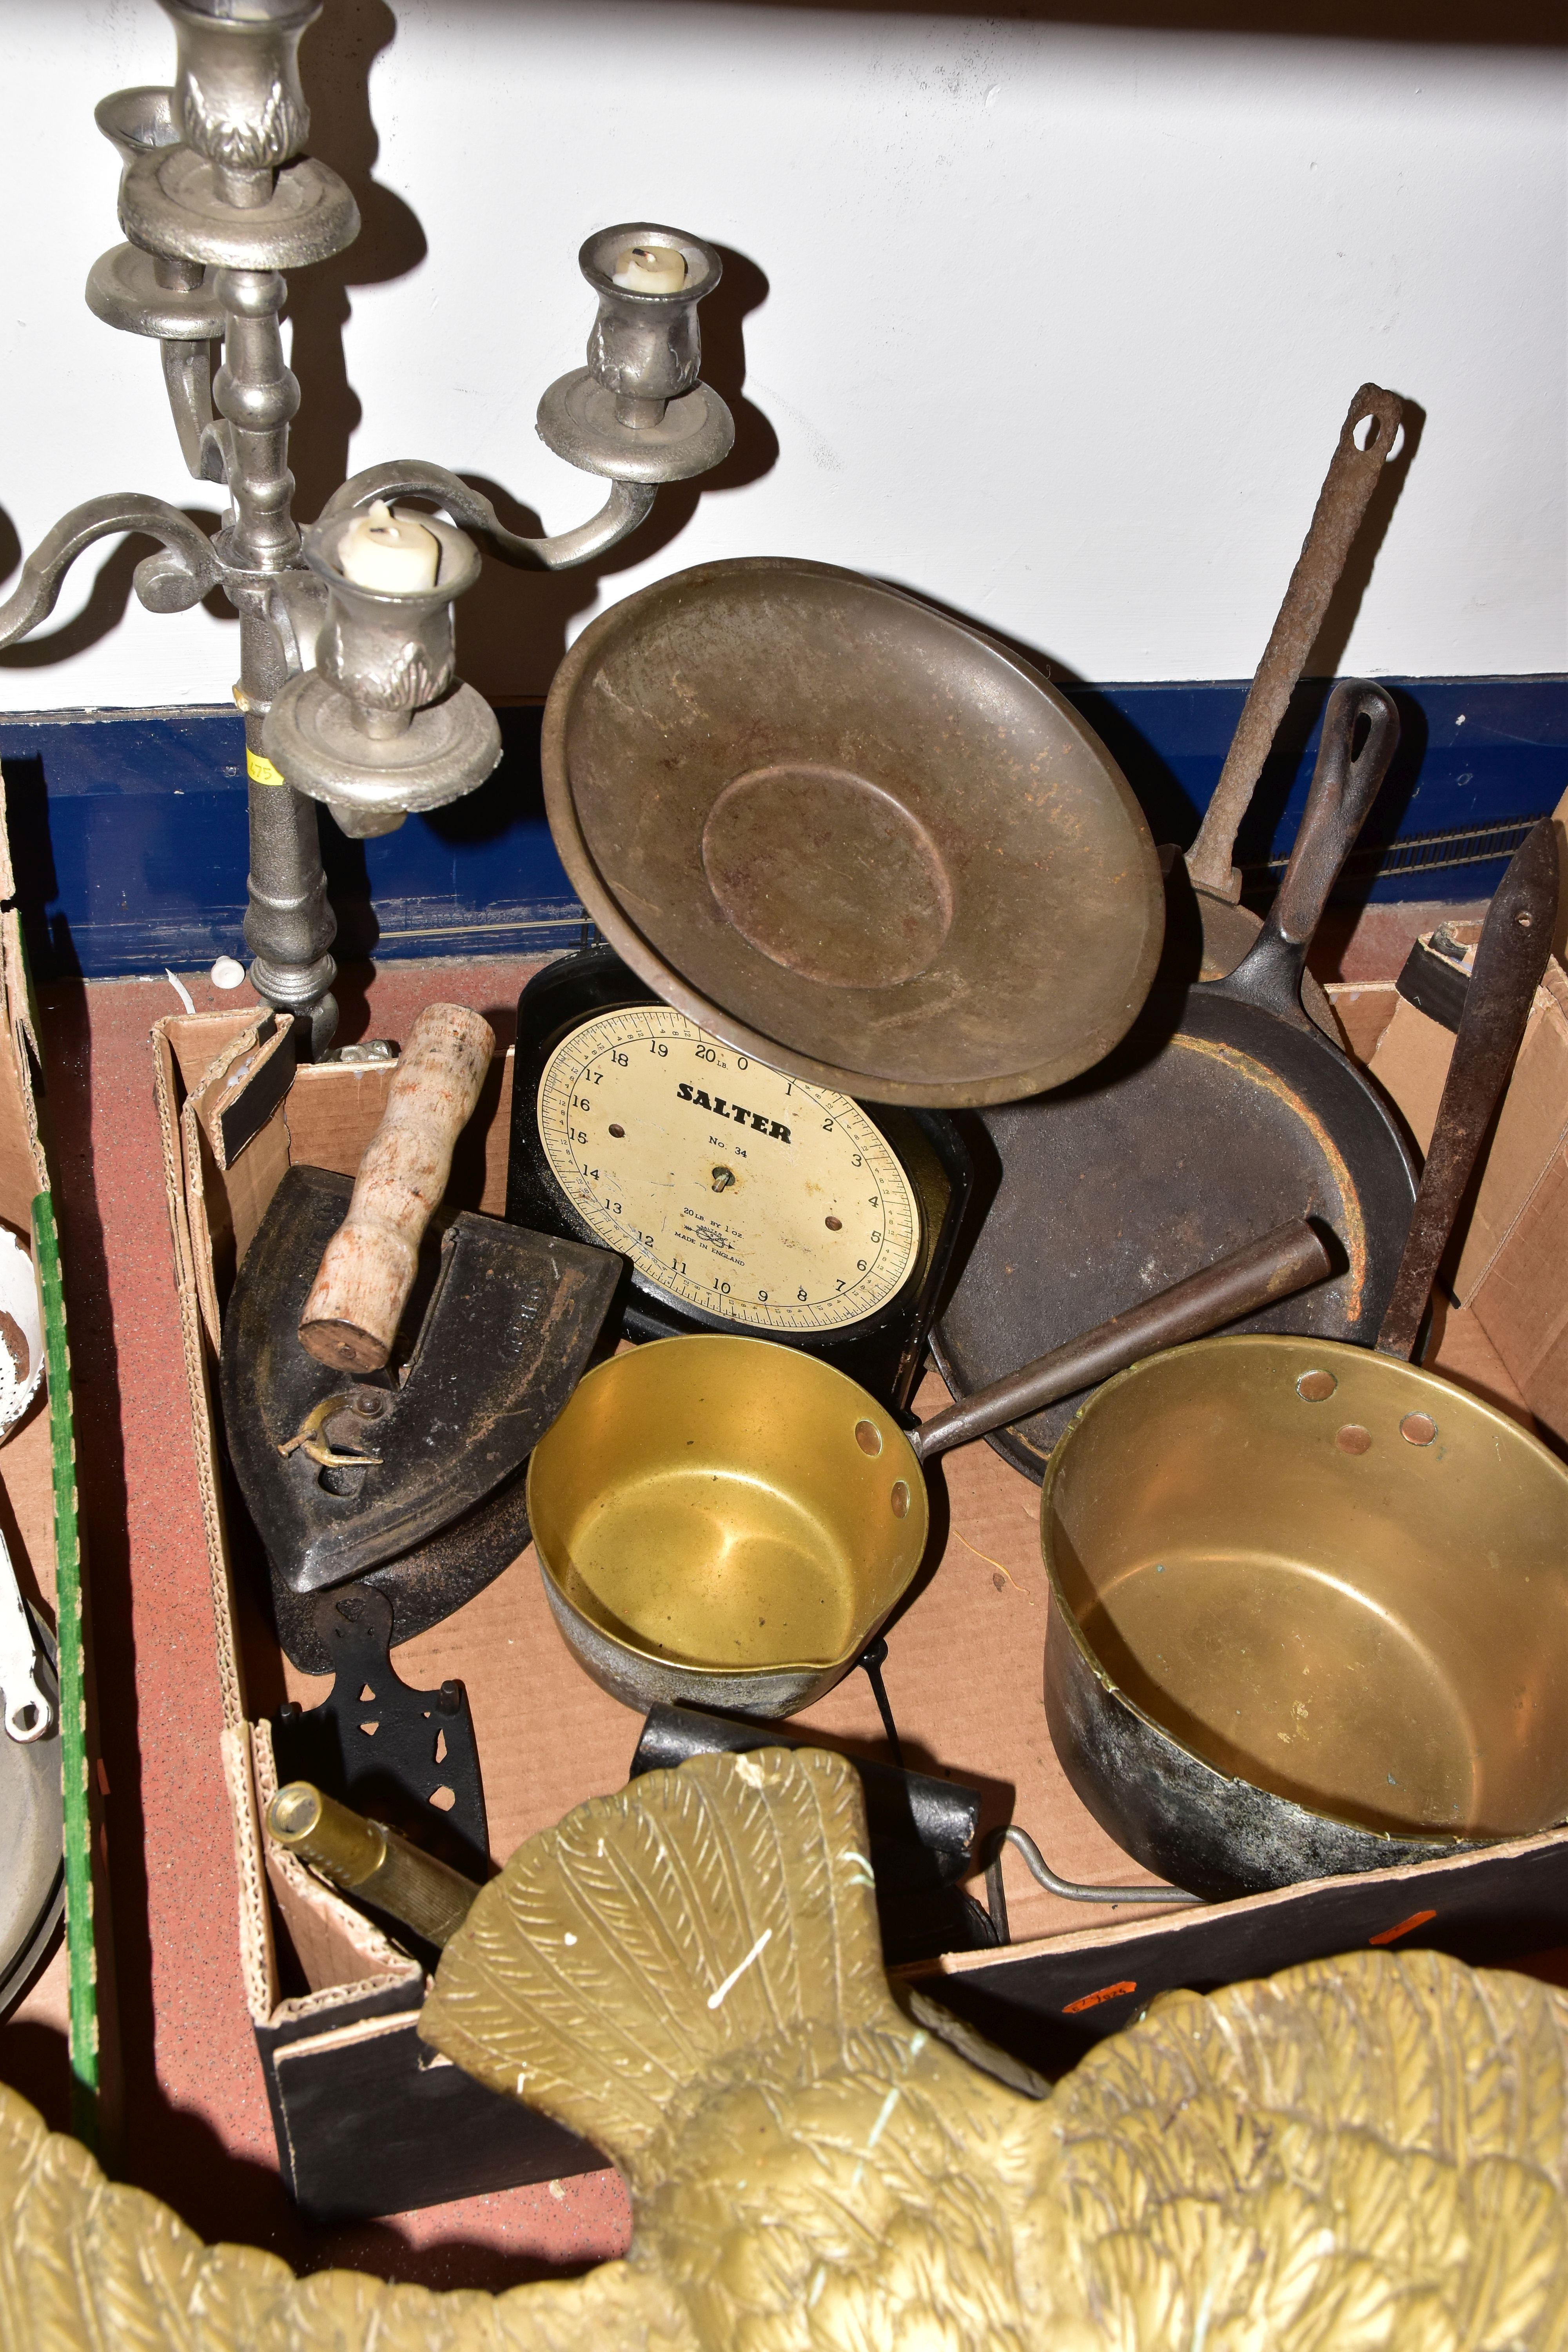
[541,557,1164,1108]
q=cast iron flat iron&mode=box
[222,1162,621,1599]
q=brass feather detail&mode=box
[2,1746,1567,2346]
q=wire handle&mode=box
[982,1825,1198,1944]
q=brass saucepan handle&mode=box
[910,1217,1332,1464]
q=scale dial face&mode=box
[536,1005,922,1334]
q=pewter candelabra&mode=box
[0,0,734,1055]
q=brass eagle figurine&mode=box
[3,1745,1567,2345]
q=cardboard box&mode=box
[156,997,1568,2223]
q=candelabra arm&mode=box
[0,492,220,648]
[321,462,656,572]
[160,339,229,484]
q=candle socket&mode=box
[587,224,710,411]
[535,221,734,484]
[111,0,358,274]
[315,507,468,715]
[260,509,501,838]
[165,0,315,181]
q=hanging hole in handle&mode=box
[1352,410,1383,453]
[1350,708,1372,762]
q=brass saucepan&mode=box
[1042,818,1568,1898]
[527,1221,1330,1716]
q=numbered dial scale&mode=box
[506,948,973,1406]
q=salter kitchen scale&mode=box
[506,946,974,1408]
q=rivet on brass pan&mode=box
[1336,1423,1372,1455]
[890,1481,910,1517]
[1400,1413,1437,1447]
[855,1420,882,1457]
[1297,1369,1337,1402]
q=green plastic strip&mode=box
[31,1191,95,2148]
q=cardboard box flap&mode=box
[196,1013,297,1173]
[181,1017,296,1354]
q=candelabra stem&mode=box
[213,264,337,1051]
[241,711,338,1057]
[213,270,299,571]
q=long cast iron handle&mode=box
[1213,677,1400,1025]
[1187,383,1403,901]
[1375,817,1559,1361]
[911,1217,1332,1463]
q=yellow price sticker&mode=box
[246,748,286,787]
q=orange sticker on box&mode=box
[1368,1909,1437,1947]
[1063,1979,1137,2015]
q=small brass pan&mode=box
[526,1220,1332,1717]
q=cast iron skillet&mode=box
[933,679,1417,1481]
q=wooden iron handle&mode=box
[298,1004,495,1372]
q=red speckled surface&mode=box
[0,904,1493,2287]
[22,955,632,2291]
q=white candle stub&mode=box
[612,243,687,295]
[338,499,440,593]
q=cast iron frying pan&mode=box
[933,679,1417,1482]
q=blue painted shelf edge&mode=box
[1,676,1562,983]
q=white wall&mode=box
[0,0,1561,711]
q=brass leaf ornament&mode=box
[3,1746,1568,2346]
